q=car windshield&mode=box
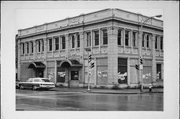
[41,79,50,82]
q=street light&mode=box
[138,14,162,92]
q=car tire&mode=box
[32,86,38,91]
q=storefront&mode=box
[56,59,82,87]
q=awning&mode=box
[28,62,46,69]
[59,59,82,68]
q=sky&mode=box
[14,2,163,32]
[16,8,163,31]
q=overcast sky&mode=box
[14,2,163,32]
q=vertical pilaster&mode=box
[17,39,21,80]
[33,40,36,59]
[65,34,69,58]
[43,38,47,78]
[138,31,143,84]
[151,34,156,83]
[79,31,84,84]
[108,27,118,84]
[127,57,130,85]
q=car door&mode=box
[25,78,33,89]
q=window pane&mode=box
[31,42,33,53]
[142,34,145,47]
[103,29,108,45]
[42,40,44,51]
[160,37,163,50]
[125,31,129,46]
[155,36,158,49]
[38,40,41,52]
[22,43,24,54]
[49,38,52,51]
[132,32,136,47]
[94,31,99,46]
[62,36,66,49]
[27,42,29,54]
[87,32,91,47]
[77,34,80,47]
[118,58,127,84]
[55,37,59,50]
[147,35,149,48]
[117,29,121,45]
[72,35,75,48]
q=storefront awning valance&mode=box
[28,62,46,69]
[59,59,82,68]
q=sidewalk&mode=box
[54,87,163,94]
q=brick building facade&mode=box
[16,9,163,88]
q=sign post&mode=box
[88,54,92,91]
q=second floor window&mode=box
[31,42,33,53]
[142,33,145,48]
[155,36,158,49]
[87,32,91,47]
[132,31,137,47]
[77,34,80,48]
[125,30,129,46]
[22,43,24,54]
[37,40,41,52]
[42,40,44,52]
[48,38,52,51]
[62,36,66,49]
[103,29,108,45]
[160,36,163,50]
[146,34,150,48]
[26,42,29,54]
[117,29,122,45]
[72,35,75,48]
[94,30,99,46]
[55,37,59,50]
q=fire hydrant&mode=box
[149,84,153,92]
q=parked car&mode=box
[18,78,55,90]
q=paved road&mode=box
[16,88,163,111]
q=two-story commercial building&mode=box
[16,8,163,88]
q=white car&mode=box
[18,78,55,90]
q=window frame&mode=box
[86,32,91,47]
[132,31,137,47]
[117,29,122,46]
[77,33,80,48]
[61,36,66,50]
[94,30,99,46]
[102,29,108,45]
[54,37,59,51]
[71,35,75,48]
[48,38,53,51]
[125,30,130,46]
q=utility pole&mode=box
[138,14,162,92]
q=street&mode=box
[16,88,163,111]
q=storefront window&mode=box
[71,71,79,80]
[118,58,127,84]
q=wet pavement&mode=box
[16,88,163,111]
